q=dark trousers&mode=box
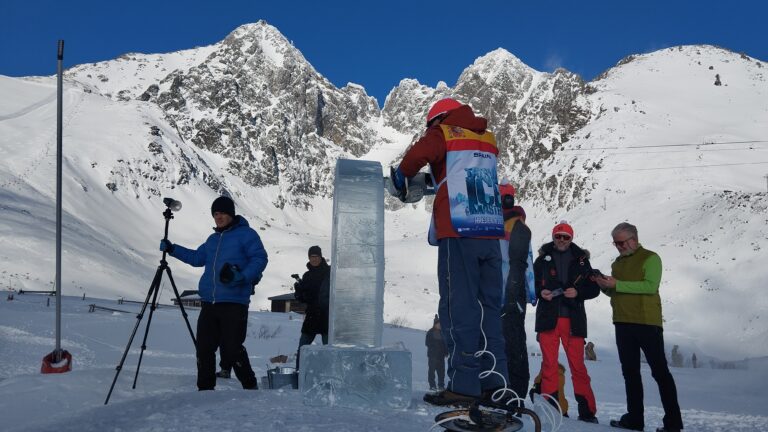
[428,355,446,388]
[615,323,683,430]
[502,302,530,406]
[197,302,257,390]
[296,331,328,370]
[438,238,508,397]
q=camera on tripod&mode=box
[104,196,195,405]
[163,197,182,212]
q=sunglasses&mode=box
[613,237,634,247]
[553,234,572,241]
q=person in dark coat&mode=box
[295,245,330,369]
[161,195,267,390]
[534,221,600,423]
[498,181,531,408]
[426,315,449,391]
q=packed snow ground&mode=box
[1,292,767,431]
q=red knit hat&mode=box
[498,182,516,199]
[426,98,462,125]
[552,221,574,238]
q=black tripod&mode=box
[105,202,197,405]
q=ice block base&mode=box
[299,343,412,410]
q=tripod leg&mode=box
[131,271,163,389]
[165,266,197,346]
[104,266,162,405]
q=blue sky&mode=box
[2,0,766,105]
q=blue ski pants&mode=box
[438,237,509,397]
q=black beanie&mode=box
[308,245,322,257]
[211,196,235,218]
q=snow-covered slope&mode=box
[1,22,766,362]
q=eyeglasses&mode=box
[553,234,572,241]
[612,237,635,247]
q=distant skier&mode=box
[426,315,448,391]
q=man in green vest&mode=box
[596,222,683,432]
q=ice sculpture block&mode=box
[300,343,412,410]
[300,159,412,410]
[328,159,385,347]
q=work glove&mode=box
[220,263,245,284]
[159,239,174,253]
[390,166,408,202]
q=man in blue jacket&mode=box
[161,196,268,390]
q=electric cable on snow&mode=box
[430,300,548,432]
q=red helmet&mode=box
[498,182,516,197]
[426,98,462,125]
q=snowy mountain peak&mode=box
[472,47,529,70]
[222,20,304,69]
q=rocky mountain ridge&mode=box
[64,21,598,211]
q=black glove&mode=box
[219,263,244,284]
[159,239,174,253]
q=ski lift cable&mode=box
[599,146,768,156]
[592,160,768,172]
[561,139,768,152]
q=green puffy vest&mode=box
[610,247,663,327]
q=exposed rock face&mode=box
[381,49,593,211]
[65,22,596,211]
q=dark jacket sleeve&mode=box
[506,223,531,305]
[241,229,268,284]
[575,256,600,300]
[297,270,316,304]
[533,255,545,299]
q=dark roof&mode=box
[268,293,296,301]
[179,290,199,298]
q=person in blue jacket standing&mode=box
[161,196,268,390]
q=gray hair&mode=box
[611,222,638,238]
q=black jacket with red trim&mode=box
[533,242,600,337]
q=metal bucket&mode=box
[267,366,298,389]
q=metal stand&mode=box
[104,207,196,405]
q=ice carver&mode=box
[391,98,508,406]
[533,221,600,423]
[596,222,683,432]
[295,245,330,370]
[498,181,532,409]
[160,196,267,390]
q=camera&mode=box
[550,288,564,297]
[163,197,182,212]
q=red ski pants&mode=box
[539,317,597,416]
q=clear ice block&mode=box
[329,159,385,347]
[299,343,412,410]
